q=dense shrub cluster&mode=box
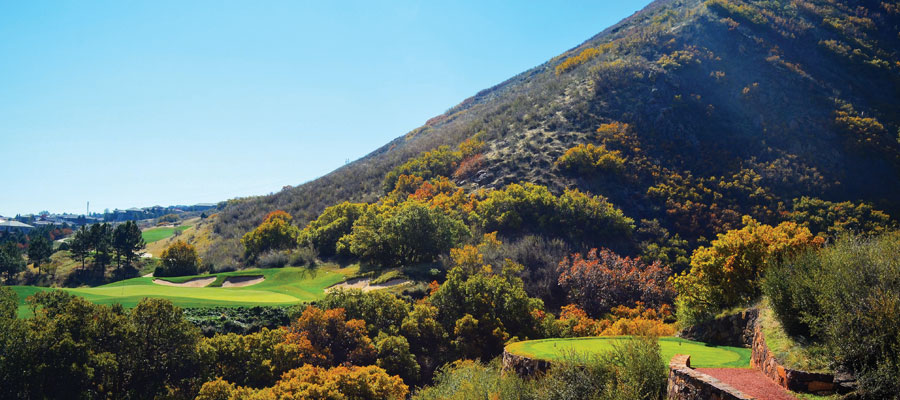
[556,143,626,176]
[473,183,634,247]
[155,240,201,277]
[558,248,674,318]
[672,217,822,324]
[763,233,900,399]
[413,336,666,400]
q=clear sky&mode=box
[0,0,651,216]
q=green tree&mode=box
[199,328,304,388]
[375,334,420,384]
[27,235,53,274]
[298,202,367,258]
[69,226,90,270]
[0,242,26,281]
[89,223,113,272]
[349,200,469,268]
[156,240,200,277]
[113,221,145,269]
[429,241,545,360]
[127,298,202,398]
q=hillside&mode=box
[202,0,900,269]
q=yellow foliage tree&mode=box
[672,216,823,322]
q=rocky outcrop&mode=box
[678,308,758,347]
[667,355,754,400]
[750,323,851,395]
[502,350,552,377]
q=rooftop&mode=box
[0,221,34,229]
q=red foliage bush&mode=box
[558,248,674,317]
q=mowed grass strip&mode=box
[506,336,751,368]
[10,266,348,318]
[142,225,192,244]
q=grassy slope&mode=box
[757,300,831,373]
[506,336,751,368]
[142,225,192,244]
[10,265,353,318]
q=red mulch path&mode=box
[698,368,798,400]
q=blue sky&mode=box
[0,1,651,216]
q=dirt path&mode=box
[328,277,409,292]
[152,277,216,288]
[222,275,265,288]
[698,368,798,400]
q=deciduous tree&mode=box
[156,240,200,277]
[242,210,300,260]
[558,248,674,318]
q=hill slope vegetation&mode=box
[202,0,900,270]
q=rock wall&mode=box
[501,350,552,377]
[667,354,754,400]
[678,308,758,347]
[750,323,849,395]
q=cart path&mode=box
[698,368,797,400]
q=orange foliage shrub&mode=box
[284,305,376,367]
[453,154,484,179]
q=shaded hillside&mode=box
[204,0,900,269]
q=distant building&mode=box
[0,220,34,233]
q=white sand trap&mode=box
[153,277,216,287]
[222,275,265,288]
[142,272,154,278]
[328,277,410,292]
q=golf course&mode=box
[10,266,351,318]
[506,336,751,368]
[141,225,192,243]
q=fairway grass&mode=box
[506,336,751,368]
[10,266,348,318]
[142,225,192,243]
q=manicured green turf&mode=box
[141,225,192,243]
[505,336,751,368]
[9,266,346,318]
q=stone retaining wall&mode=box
[501,350,552,377]
[667,354,754,400]
[750,323,846,395]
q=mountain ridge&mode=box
[202,0,900,269]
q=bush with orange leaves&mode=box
[197,364,408,400]
[284,305,376,367]
[557,248,675,318]
[541,303,676,338]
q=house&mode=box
[0,220,35,233]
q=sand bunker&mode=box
[153,277,216,287]
[222,275,265,288]
[328,277,409,292]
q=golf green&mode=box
[505,336,751,368]
[10,266,347,318]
